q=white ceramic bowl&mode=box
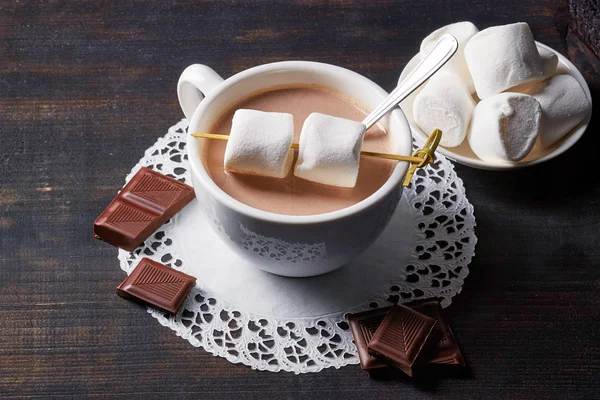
[399,42,593,170]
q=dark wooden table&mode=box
[2,1,599,398]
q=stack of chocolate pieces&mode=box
[347,300,465,377]
[94,167,197,314]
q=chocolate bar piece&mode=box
[116,257,196,314]
[409,300,465,366]
[367,304,436,376]
[347,307,391,371]
[94,167,195,251]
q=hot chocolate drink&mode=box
[202,86,396,215]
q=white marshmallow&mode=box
[465,22,544,99]
[538,46,558,78]
[420,21,479,93]
[413,71,476,147]
[505,46,559,94]
[294,113,366,188]
[529,74,591,148]
[468,93,542,162]
[224,109,294,178]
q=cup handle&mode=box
[177,64,225,120]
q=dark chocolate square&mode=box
[94,167,195,251]
[408,299,465,366]
[347,307,391,371]
[116,258,196,314]
[367,304,436,376]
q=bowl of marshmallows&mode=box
[400,22,592,169]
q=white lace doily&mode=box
[117,119,477,374]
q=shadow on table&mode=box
[367,364,473,390]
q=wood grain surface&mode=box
[1,1,599,398]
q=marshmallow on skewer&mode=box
[413,71,476,147]
[529,74,591,148]
[294,113,366,188]
[465,22,544,99]
[420,21,479,93]
[468,93,541,162]
[224,109,294,178]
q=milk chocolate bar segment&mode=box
[409,299,466,366]
[116,258,196,314]
[94,167,195,251]
[367,304,436,376]
[347,307,391,371]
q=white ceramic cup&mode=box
[179,61,412,277]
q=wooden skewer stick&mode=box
[190,132,427,164]
[190,129,443,187]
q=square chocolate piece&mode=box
[409,299,465,366]
[367,304,436,376]
[94,167,195,251]
[116,258,196,314]
[347,307,391,371]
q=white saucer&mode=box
[399,42,593,170]
[116,120,477,373]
